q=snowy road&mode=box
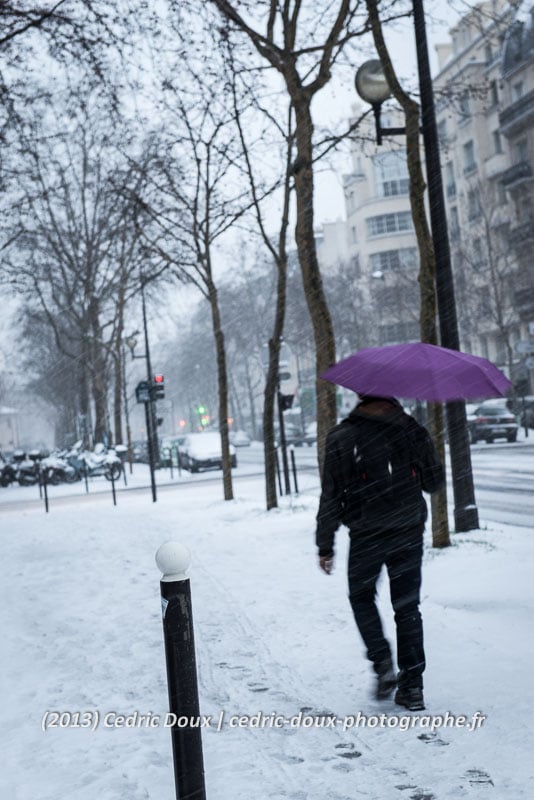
[1,440,533,529]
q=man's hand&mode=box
[319,555,334,575]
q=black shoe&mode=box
[394,685,425,711]
[375,660,397,700]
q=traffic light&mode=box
[151,374,165,401]
[279,393,294,411]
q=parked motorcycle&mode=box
[41,450,80,485]
[66,441,123,481]
[0,452,17,487]
[14,449,45,486]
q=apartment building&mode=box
[315,1,532,388]
[342,106,420,347]
[499,9,534,391]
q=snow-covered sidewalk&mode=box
[1,479,532,799]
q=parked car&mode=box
[302,421,317,446]
[229,430,251,447]
[132,440,149,463]
[282,423,306,447]
[179,432,237,472]
[468,403,518,444]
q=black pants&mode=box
[348,527,425,688]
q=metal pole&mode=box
[156,543,207,800]
[42,467,49,514]
[145,400,157,503]
[277,390,291,495]
[275,447,283,496]
[111,470,117,506]
[141,274,161,469]
[121,343,134,476]
[412,0,479,532]
[290,446,299,495]
[84,462,89,494]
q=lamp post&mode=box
[126,274,161,502]
[355,14,479,532]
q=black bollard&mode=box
[156,543,207,800]
[42,468,49,514]
[123,463,128,487]
[290,446,299,495]
[275,447,283,496]
[84,463,89,494]
[110,470,117,506]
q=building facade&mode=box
[342,106,420,348]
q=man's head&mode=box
[357,394,401,408]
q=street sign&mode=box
[515,340,534,355]
[136,380,152,404]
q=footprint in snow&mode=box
[464,768,494,787]
[335,743,362,759]
[417,732,449,747]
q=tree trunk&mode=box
[88,298,108,444]
[207,277,234,500]
[263,260,287,510]
[291,96,337,471]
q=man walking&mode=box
[316,395,444,710]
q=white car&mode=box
[179,432,237,472]
[230,430,251,447]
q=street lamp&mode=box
[355,60,405,145]
[355,12,479,532]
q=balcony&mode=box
[501,160,533,189]
[508,221,534,250]
[500,88,534,136]
[514,285,534,315]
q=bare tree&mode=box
[131,81,257,500]
[366,0,450,547]
[206,0,388,468]
[2,95,149,443]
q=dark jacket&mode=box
[316,404,444,556]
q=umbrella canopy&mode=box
[321,342,512,403]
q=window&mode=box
[515,138,528,163]
[467,188,481,220]
[512,81,524,102]
[373,152,410,198]
[351,225,357,244]
[489,80,499,107]
[493,130,503,155]
[463,140,477,174]
[459,92,471,122]
[497,181,507,206]
[370,248,418,273]
[445,161,456,197]
[473,238,484,266]
[449,206,460,240]
[348,191,356,211]
[437,119,448,146]
[367,212,413,237]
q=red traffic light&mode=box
[153,374,164,383]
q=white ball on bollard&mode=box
[156,541,192,582]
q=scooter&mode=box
[41,450,80,485]
[14,449,44,486]
[66,442,123,481]
[0,452,17,487]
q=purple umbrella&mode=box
[321,342,512,402]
